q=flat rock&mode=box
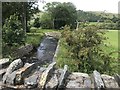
[45,74,58,89]
[0,58,10,69]
[15,63,35,85]
[39,62,56,89]
[101,74,119,88]
[93,70,104,88]
[2,59,23,84]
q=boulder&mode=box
[2,59,23,83]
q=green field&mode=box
[103,30,118,57]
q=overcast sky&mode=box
[38,0,120,13]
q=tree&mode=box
[2,2,39,33]
[41,12,53,29]
[43,2,77,29]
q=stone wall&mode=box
[0,59,119,90]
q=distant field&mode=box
[103,30,118,57]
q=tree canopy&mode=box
[42,2,77,29]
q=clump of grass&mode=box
[26,33,44,49]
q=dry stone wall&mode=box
[0,59,119,90]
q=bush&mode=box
[2,14,25,46]
[58,25,118,75]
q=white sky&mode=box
[38,0,120,13]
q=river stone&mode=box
[58,65,68,88]
[0,58,10,69]
[39,62,56,89]
[2,59,23,83]
[101,74,119,88]
[45,74,58,89]
[15,63,35,85]
[93,70,104,88]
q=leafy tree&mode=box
[2,2,39,33]
[43,2,77,29]
[3,14,25,46]
[41,12,53,29]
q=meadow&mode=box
[104,30,118,58]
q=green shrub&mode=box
[57,25,118,75]
[2,14,25,46]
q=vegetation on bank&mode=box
[56,26,119,75]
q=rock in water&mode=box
[2,59,23,84]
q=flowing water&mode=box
[37,36,58,63]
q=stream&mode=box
[37,36,58,63]
[22,36,58,65]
